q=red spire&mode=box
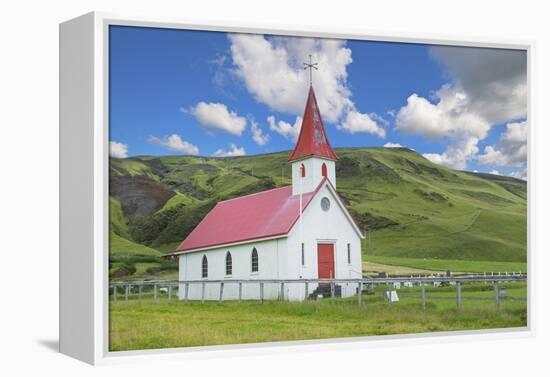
[288,86,338,162]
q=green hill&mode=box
[109,147,527,277]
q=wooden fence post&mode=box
[260,282,264,303]
[456,282,462,311]
[494,281,500,312]
[184,283,189,303]
[218,281,224,304]
[358,282,363,305]
[168,285,172,302]
[125,285,129,302]
[238,282,242,302]
[138,285,142,301]
[201,282,205,304]
[305,282,309,301]
[154,284,158,303]
[113,285,117,303]
[280,282,285,301]
[330,281,335,301]
[421,283,426,311]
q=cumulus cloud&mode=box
[212,143,246,157]
[489,169,501,175]
[384,142,404,148]
[250,120,269,146]
[338,110,386,138]
[397,86,491,140]
[148,134,199,155]
[422,136,480,170]
[396,46,526,170]
[228,34,385,136]
[189,102,247,136]
[478,121,527,167]
[509,167,527,180]
[430,46,527,124]
[267,115,302,142]
[110,141,128,159]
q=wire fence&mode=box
[109,273,527,311]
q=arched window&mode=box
[225,251,232,276]
[300,163,306,177]
[321,162,327,178]
[251,247,259,272]
[201,255,208,278]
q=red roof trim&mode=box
[169,233,288,255]
[323,179,365,238]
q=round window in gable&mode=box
[321,197,330,211]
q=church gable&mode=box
[298,180,365,239]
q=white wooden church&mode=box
[172,84,364,301]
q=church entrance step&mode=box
[309,284,342,300]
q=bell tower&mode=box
[289,85,338,196]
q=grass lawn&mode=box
[109,282,527,351]
[363,256,527,274]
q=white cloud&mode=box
[190,102,247,136]
[228,34,385,133]
[338,110,386,138]
[489,169,501,175]
[422,136,479,170]
[212,143,246,157]
[267,115,302,142]
[395,46,526,170]
[384,142,404,148]
[509,167,527,180]
[396,86,491,140]
[478,121,527,167]
[148,134,199,155]
[110,141,128,159]
[250,120,269,146]
[430,46,527,124]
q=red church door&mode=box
[317,243,335,284]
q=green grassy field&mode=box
[109,282,527,351]
[363,256,527,275]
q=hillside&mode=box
[109,147,527,278]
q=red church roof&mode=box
[288,86,338,162]
[175,184,321,253]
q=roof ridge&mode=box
[217,184,292,204]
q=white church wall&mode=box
[291,157,336,195]
[178,237,289,301]
[286,183,363,300]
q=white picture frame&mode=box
[59,11,534,365]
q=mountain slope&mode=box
[109,147,527,264]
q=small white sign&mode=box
[384,290,400,302]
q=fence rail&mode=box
[109,274,527,311]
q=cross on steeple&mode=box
[303,54,318,86]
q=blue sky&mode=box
[109,26,527,179]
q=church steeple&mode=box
[290,85,338,195]
[288,86,338,162]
